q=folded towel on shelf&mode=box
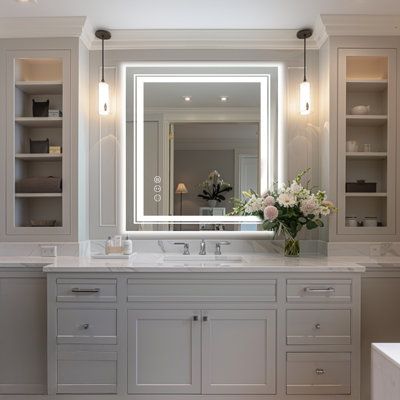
[15,176,62,193]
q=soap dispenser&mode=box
[123,236,133,255]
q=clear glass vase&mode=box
[284,237,300,257]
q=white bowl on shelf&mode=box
[351,105,370,115]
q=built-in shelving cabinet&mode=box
[337,49,396,235]
[6,51,71,235]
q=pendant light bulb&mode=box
[297,28,313,116]
[95,29,112,116]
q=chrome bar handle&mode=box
[304,287,335,294]
[71,288,100,293]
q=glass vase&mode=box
[284,237,300,257]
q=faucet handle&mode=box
[215,241,231,255]
[174,242,190,255]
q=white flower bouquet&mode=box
[232,169,336,256]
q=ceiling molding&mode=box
[90,29,318,50]
[1,15,400,50]
[319,14,400,37]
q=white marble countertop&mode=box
[0,253,381,273]
[372,343,400,369]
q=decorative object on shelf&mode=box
[363,143,372,152]
[346,180,377,193]
[351,105,370,115]
[198,170,233,207]
[29,138,49,153]
[48,109,62,118]
[15,176,62,193]
[297,28,313,115]
[95,29,112,115]
[364,217,378,227]
[32,99,49,117]
[346,140,359,152]
[345,216,358,227]
[175,182,188,215]
[49,146,62,154]
[30,219,56,227]
[232,169,336,257]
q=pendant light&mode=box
[297,28,313,115]
[95,29,112,115]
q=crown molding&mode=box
[319,14,400,37]
[90,29,318,50]
[1,15,400,51]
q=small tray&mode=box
[91,252,136,259]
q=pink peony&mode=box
[264,205,279,221]
[263,195,276,207]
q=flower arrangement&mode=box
[232,169,336,256]
[198,170,233,206]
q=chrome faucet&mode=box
[174,242,190,255]
[199,239,206,255]
[215,241,231,255]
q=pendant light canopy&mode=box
[95,29,111,115]
[297,28,313,115]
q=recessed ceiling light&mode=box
[220,96,228,102]
[15,0,38,3]
[183,96,191,102]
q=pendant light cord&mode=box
[303,36,307,82]
[101,37,105,83]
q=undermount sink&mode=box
[162,254,247,266]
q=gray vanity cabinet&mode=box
[0,272,47,394]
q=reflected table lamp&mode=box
[176,183,188,215]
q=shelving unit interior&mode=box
[13,58,63,228]
[340,52,394,232]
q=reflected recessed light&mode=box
[220,96,228,102]
[183,96,191,102]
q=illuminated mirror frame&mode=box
[133,74,270,225]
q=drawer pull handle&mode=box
[315,323,321,329]
[304,287,335,294]
[193,315,199,321]
[71,288,100,293]
[81,323,90,330]
[315,368,326,375]
[203,316,209,322]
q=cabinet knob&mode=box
[315,368,325,375]
[203,316,208,322]
[81,323,90,330]
[193,315,199,321]
[315,323,321,330]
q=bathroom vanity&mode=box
[42,257,363,400]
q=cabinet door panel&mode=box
[127,310,201,394]
[202,310,276,394]
[0,277,46,394]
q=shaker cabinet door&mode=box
[202,310,276,394]
[0,277,47,394]
[127,310,201,394]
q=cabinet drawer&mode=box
[127,279,276,302]
[287,353,351,395]
[57,351,117,394]
[56,279,116,302]
[287,279,351,303]
[287,309,351,345]
[57,309,117,344]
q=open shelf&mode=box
[15,117,62,127]
[15,153,62,161]
[15,80,62,94]
[345,192,387,197]
[15,193,63,198]
[346,115,387,126]
[346,79,388,92]
[346,152,387,160]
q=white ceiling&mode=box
[3,0,400,30]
